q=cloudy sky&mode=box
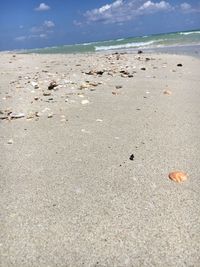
[0,0,200,50]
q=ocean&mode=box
[25,29,200,55]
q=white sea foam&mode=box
[179,31,200,35]
[95,40,157,51]
[82,42,93,46]
[116,38,124,41]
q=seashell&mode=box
[81,100,90,105]
[10,112,25,119]
[163,90,172,95]
[79,83,90,89]
[168,171,187,183]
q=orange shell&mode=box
[169,171,187,183]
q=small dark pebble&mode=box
[141,67,146,71]
[177,63,183,67]
[138,50,143,54]
[120,70,129,75]
[145,58,150,61]
[129,154,134,161]
[96,71,104,75]
[48,81,58,90]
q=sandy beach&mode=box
[1,51,200,266]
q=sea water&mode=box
[25,29,200,55]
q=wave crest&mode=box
[95,40,158,51]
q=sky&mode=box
[0,0,200,51]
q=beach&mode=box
[1,51,200,266]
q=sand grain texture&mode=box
[0,52,200,267]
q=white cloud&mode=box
[180,2,191,11]
[35,3,50,11]
[180,2,200,13]
[139,1,171,11]
[15,34,48,41]
[73,20,83,27]
[15,20,54,42]
[31,26,43,33]
[84,0,172,24]
[43,20,55,28]
[15,36,27,41]
[31,20,55,33]
[39,34,47,38]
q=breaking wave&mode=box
[95,40,158,51]
[179,31,200,35]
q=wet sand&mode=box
[1,52,200,266]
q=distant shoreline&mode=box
[1,44,200,59]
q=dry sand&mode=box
[0,52,200,266]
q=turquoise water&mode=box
[26,29,200,54]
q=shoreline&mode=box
[1,43,200,58]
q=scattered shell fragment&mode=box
[31,81,39,89]
[7,139,13,144]
[26,114,35,120]
[48,114,53,118]
[43,92,51,96]
[78,94,85,98]
[168,171,187,183]
[163,90,172,95]
[42,108,50,113]
[35,112,41,117]
[81,99,90,105]
[10,112,25,119]
[81,129,91,134]
[88,81,99,87]
[80,83,90,89]
[112,91,120,95]
[96,119,103,122]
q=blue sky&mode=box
[0,0,200,50]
